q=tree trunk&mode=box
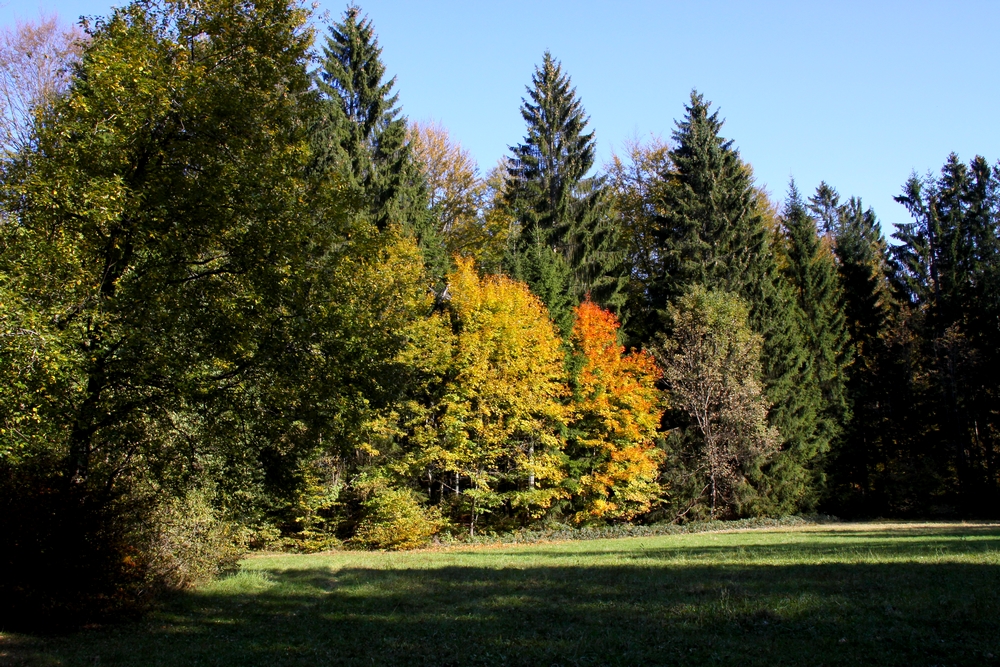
[710,471,717,520]
[67,359,109,487]
[527,444,535,489]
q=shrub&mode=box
[0,462,245,630]
[352,486,443,550]
[152,487,246,589]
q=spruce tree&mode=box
[833,197,893,351]
[808,181,841,236]
[892,155,1000,513]
[646,92,822,513]
[823,194,902,516]
[650,92,770,298]
[313,6,435,252]
[781,182,850,464]
[504,51,624,327]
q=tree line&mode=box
[1,0,998,624]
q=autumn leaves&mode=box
[367,258,663,536]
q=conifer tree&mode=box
[504,51,624,327]
[648,92,769,299]
[780,182,850,463]
[645,92,822,513]
[313,5,437,269]
[833,197,894,352]
[823,194,901,515]
[808,181,841,236]
[892,155,1000,512]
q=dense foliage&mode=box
[2,0,999,624]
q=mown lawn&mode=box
[3,522,1000,666]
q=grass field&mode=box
[3,522,1000,666]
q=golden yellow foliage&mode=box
[381,256,569,534]
[408,122,512,269]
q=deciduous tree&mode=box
[569,300,664,522]
[658,287,779,518]
[638,92,817,513]
[374,258,570,535]
[0,13,82,155]
[0,0,327,619]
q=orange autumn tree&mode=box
[570,300,665,522]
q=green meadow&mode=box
[4,522,999,666]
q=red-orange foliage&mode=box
[571,300,665,521]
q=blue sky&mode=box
[4,0,999,233]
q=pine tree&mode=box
[313,5,434,248]
[822,193,902,516]
[781,182,850,467]
[504,51,624,326]
[645,91,821,513]
[892,154,1000,513]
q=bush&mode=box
[152,487,246,589]
[0,462,244,630]
[351,486,443,550]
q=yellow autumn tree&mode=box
[570,300,665,522]
[381,256,570,535]
[408,122,512,270]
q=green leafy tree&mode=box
[607,135,672,345]
[0,0,322,618]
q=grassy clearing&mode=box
[3,522,1000,666]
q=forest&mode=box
[1,0,998,624]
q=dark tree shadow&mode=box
[5,532,1000,666]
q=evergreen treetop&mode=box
[781,181,850,458]
[507,50,596,244]
[314,5,415,231]
[503,51,624,323]
[637,91,823,513]
[808,181,841,236]
[653,91,769,302]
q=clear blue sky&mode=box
[4,0,999,233]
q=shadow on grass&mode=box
[474,531,1000,562]
[6,548,1000,667]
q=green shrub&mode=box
[152,487,246,588]
[352,486,443,550]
